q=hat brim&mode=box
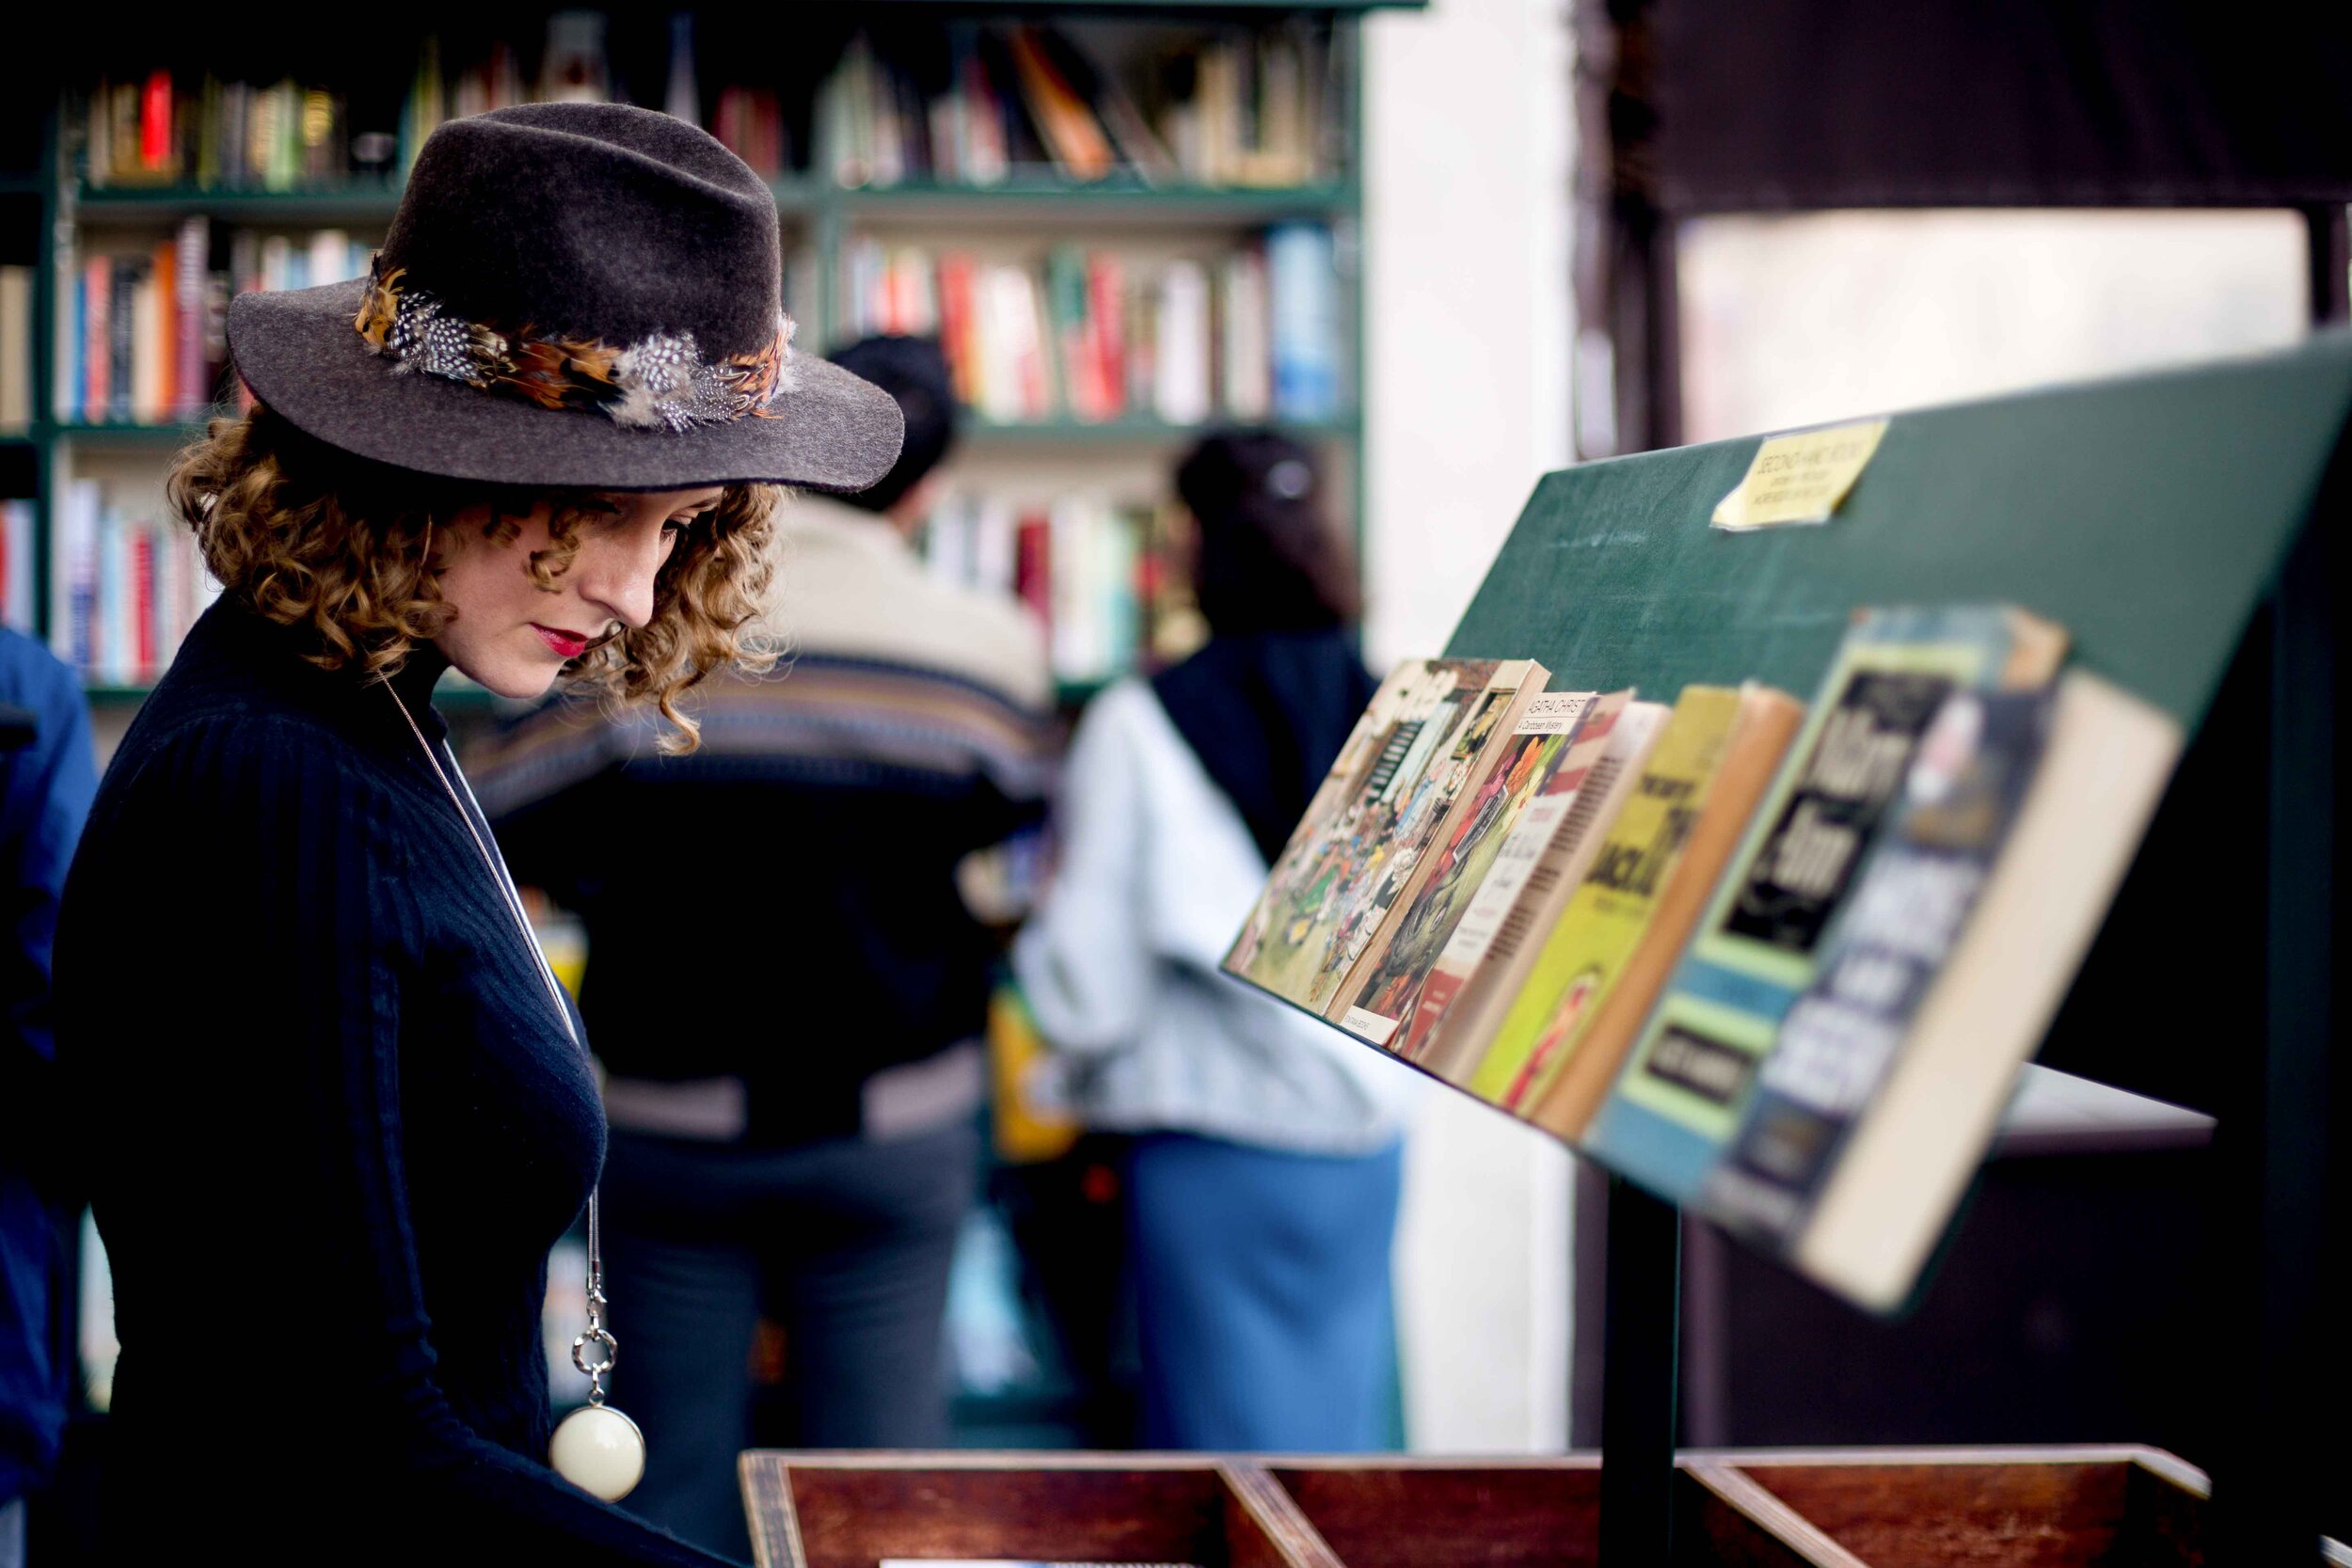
[227,280,905,493]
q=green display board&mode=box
[1435,332,2352,1562]
[1446,334,2352,730]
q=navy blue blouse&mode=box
[55,601,734,1564]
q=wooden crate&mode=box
[739,1448,2351,1568]
[738,1453,1341,1568]
[1697,1446,2352,1568]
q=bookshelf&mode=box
[4,3,1399,708]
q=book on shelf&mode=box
[77,16,1343,197]
[1218,606,2184,1311]
[55,218,371,425]
[83,72,365,191]
[0,501,36,634]
[0,266,30,432]
[49,479,217,683]
[922,492,1199,686]
[818,19,1335,189]
[840,231,1336,429]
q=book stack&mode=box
[80,72,371,190]
[922,492,1202,685]
[1224,608,2184,1309]
[841,225,1341,425]
[49,479,219,685]
[55,219,375,425]
[822,21,1335,189]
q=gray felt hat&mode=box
[227,103,904,492]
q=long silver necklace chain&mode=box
[383,682,619,1409]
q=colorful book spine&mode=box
[1581,606,2062,1207]
[176,216,210,414]
[1266,221,1340,420]
[81,257,109,420]
[0,500,31,631]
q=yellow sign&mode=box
[1711,419,1889,531]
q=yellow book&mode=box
[1465,686,1745,1110]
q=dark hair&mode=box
[826,335,959,514]
[1175,429,1360,636]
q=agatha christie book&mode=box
[1581,606,2065,1206]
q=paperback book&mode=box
[1330,689,1600,1043]
[1581,605,2065,1207]
[1224,657,1543,1014]
[1465,684,1803,1123]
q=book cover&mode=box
[1793,669,2182,1307]
[1463,685,1747,1108]
[1332,689,1600,1044]
[1223,657,1506,1009]
[1313,659,1550,1016]
[1582,605,2066,1206]
[1402,693,1648,1080]
[1522,686,1805,1142]
[1699,684,2053,1247]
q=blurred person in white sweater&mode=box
[1014,430,1417,1449]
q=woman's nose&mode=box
[577,517,666,630]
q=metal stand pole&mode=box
[2214,509,2338,1560]
[1597,1173,1679,1565]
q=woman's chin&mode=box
[463,660,565,702]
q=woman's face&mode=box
[432,485,723,699]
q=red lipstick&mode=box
[532,624,591,659]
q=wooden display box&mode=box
[739,1448,2350,1567]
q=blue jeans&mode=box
[1125,1132,1404,1451]
[600,1118,979,1559]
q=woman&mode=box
[1011,430,1416,1450]
[54,104,900,1565]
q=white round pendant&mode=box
[551,1402,646,1502]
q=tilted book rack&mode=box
[1422,334,2352,1561]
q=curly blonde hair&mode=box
[167,404,781,752]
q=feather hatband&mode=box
[352,256,794,432]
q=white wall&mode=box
[1360,0,1579,1453]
